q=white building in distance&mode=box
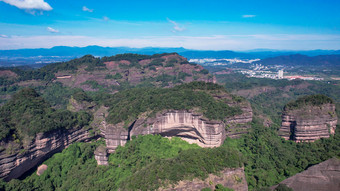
[278,70,284,79]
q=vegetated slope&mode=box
[104,82,244,126]
[216,73,340,126]
[0,53,213,105]
[0,52,214,108]
[0,135,243,191]
[0,88,92,148]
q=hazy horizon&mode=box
[1,0,339,50]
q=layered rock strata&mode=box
[272,158,340,191]
[101,121,128,153]
[279,103,337,142]
[130,110,226,148]
[0,127,90,181]
[162,167,248,191]
[104,107,252,152]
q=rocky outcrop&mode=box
[94,146,108,165]
[0,127,90,181]
[161,167,248,191]
[101,121,128,153]
[272,158,340,191]
[36,164,48,176]
[279,103,337,142]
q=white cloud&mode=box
[103,16,109,21]
[242,15,256,18]
[82,6,93,13]
[47,27,59,33]
[0,34,9,38]
[0,0,52,11]
[167,18,185,32]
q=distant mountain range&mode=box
[1,46,340,67]
[1,46,340,59]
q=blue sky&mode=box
[0,0,339,50]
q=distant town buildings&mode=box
[190,58,325,81]
[188,58,260,65]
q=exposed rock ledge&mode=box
[161,167,248,191]
[102,108,252,153]
[0,127,90,181]
[279,103,337,142]
[272,158,340,191]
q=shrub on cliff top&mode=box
[285,94,334,110]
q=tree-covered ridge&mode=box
[285,94,334,110]
[0,88,92,143]
[101,52,178,63]
[105,82,243,125]
[120,145,243,190]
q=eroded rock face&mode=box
[273,158,340,191]
[161,167,248,191]
[130,110,226,148]
[279,103,337,142]
[104,106,252,152]
[0,127,90,181]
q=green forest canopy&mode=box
[1,135,243,191]
[0,88,92,142]
[105,82,243,125]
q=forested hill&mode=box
[0,53,212,90]
[254,54,340,68]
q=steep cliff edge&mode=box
[0,127,90,180]
[279,95,337,142]
[103,82,253,151]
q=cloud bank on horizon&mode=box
[0,0,339,50]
